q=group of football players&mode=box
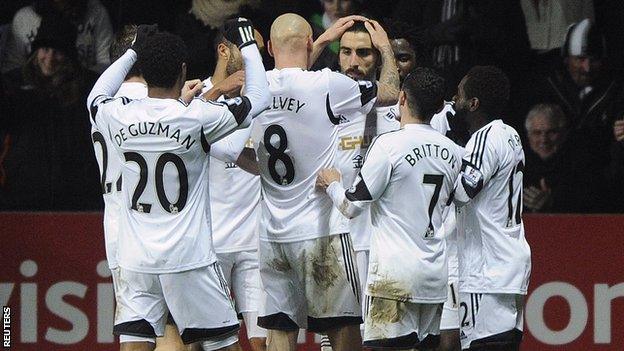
[88,13,531,351]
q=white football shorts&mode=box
[258,233,362,333]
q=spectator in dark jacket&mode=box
[523,103,605,213]
[526,19,624,171]
[0,14,101,210]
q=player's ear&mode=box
[398,90,407,107]
[180,62,187,84]
[469,97,479,112]
[267,40,275,58]
[217,43,229,59]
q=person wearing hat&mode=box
[523,18,624,212]
[0,14,101,211]
[2,0,113,73]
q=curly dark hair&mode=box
[137,31,187,89]
[110,25,140,78]
[463,66,510,117]
[402,67,445,121]
[383,18,431,68]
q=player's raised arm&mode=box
[223,18,270,124]
[316,138,392,218]
[86,25,157,119]
[365,20,400,107]
[310,15,368,67]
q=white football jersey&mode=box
[454,119,532,294]
[332,105,400,250]
[252,67,376,242]
[91,82,147,269]
[202,77,262,253]
[333,102,456,251]
[429,102,460,282]
[91,94,253,273]
[327,124,464,302]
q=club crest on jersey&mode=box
[424,227,435,239]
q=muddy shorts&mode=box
[257,233,362,333]
[363,296,442,350]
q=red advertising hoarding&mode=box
[1,213,623,350]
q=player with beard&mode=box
[312,18,400,351]
[199,25,268,351]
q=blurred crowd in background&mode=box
[0,0,623,213]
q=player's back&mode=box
[366,124,463,301]
[457,119,531,294]
[254,68,375,242]
[101,96,240,273]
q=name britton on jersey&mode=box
[268,96,306,113]
[112,122,196,150]
[404,143,458,167]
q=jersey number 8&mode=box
[264,124,295,185]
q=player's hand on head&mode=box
[319,15,369,42]
[364,20,391,50]
[218,70,246,97]
[180,79,204,104]
[223,17,256,49]
[316,168,341,191]
[131,24,158,54]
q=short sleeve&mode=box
[327,71,377,122]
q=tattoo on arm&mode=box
[376,45,400,107]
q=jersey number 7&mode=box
[423,174,444,238]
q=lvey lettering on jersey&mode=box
[404,143,458,168]
[268,96,306,113]
[113,122,196,150]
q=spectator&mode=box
[2,0,113,73]
[527,18,624,170]
[0,15,101,211]
[523,103,602,213]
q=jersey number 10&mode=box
[506,160,524,227]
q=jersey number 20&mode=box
[124,152,189,214]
